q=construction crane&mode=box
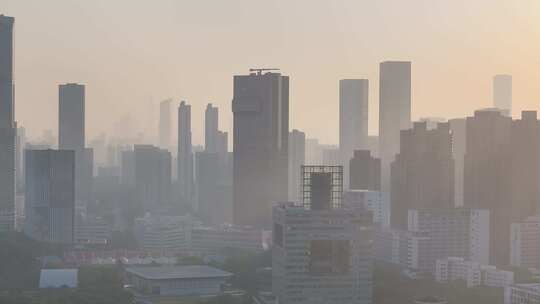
[249,68,280,75]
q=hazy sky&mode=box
[4,0,540,145]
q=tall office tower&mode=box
[15,126,25,193]
[273,165,373,304]
[59,83,85,151]
[232,70,289,228]
[134,145,172,213]
[205,103,219,153]
[0,15,16,231]
[0,15,15,231]
[159,99,172,150]
[24,149,75,243]
[340,79,369,187]
[449,118,466,207]
[288,129,305,202]
[178,101,193,208]
[493,74,512,116]
[510,111,540,221]
[390,121,454,229]
[379,61,412,192]
[464,109,512,266]
[58,83,92,207]
[349,149,381,191]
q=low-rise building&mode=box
[75,217,111,244]
[435,257,514,288]
[125,265,232,296]
[134,213,262,255]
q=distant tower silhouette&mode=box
[339,79,369,187]
[159,99,172,150]
[178,101,193,208]
[493,74,512,116]
[379,61,411,192]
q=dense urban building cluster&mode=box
[2,10,540,304]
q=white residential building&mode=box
[436,257,514,288]
[375,208,490,274]
[505,284,540,304]
[511,216,540,269]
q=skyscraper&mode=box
[58,83,92,207]
[59,83,85,151]
[159,98,172,150]
[379,61,412,192]
[288,129,305,202]
[232,69,289,228]
[339,79,369,187]
[205,103,219,153]
[493,74,512,116]
[0,15,15,231]
[178,101,193,208]
[24,149,75,243]
[464,109,512,265]
[390,121,454,229]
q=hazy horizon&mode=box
[5,0,540,145]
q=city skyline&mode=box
[4,0,540,145]
[3,3,540,304]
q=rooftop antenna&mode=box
[249,68,280,75]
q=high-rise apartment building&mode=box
[0,15,16,231]
[464,108,512,266]
[288,129,305,202]
[24,149,75,243]
[390,121,454,229]
[232,70,289,228]
[379,61,412,191]
[273,166,373,304]
[509,111,540,221]
[493,74,512,116]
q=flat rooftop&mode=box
[126,265,232,280]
